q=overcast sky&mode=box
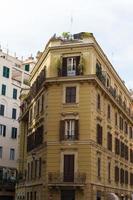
[0,0,133,89]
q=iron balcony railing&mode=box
[48,172,86,185]
[0,178,16,190]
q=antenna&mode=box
[6,44,9,55]
[70,11,73,35]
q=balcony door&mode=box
[63,154,74,182]
[62,57,80,76]
[61,190,75,200]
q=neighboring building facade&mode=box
[0,50,35,200]
[16,32,133,200]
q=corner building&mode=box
[16,33,133,200]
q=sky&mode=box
[0,0,133,89]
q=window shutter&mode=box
[62,58,67,76]
[125,170,128,184]
[76,56,80,75]
[60,120,65,141]
[3,125,6,137]
[100,126,103,145]
[125,145,128,160]
[115,138,120,155]
[115,166,119,182]
[75,120,79,140]
[107,132,112,151]
[96,124,102,145]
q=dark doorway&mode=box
[64,154,74,182]
[96,190,101,200]
[0,196,14,200]
[61,190,75,200]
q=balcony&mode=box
[96,68,133,119]
[48,172,86,187]
[0,178,16,191]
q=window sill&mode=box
[63,103,79,108]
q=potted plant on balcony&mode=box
[77,56,85,75]
[56,58,62,76]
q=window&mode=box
[125,170,128,185]
[27,163,30,180]
[0,124,6,137]
[115,138,120,155]
[34,192,37,200]
[40,94,44,112]
[115,166,119,183]
[120,142,125,158]
[119,116,123,131]
[1,84,6,95]
[30,192,32,200]
[97,157,101,178]
[13,88,17,99]
[60,119,79,140]
[107,132,112,151]
[62,56,80,76]
[120,168,124,184]
[12,108,17,119]
[39,157,42,177]
[106,74,111,88]
[130,149,133,163]
[3,66,10,78]
[67,57,76,76]
[129,127,133,139]
[66,87,76,103]
[0,146,3,158]
[108,162,111,181]
[34,160,38,178]
[107,104,111,119]
[115,113,118,126]
[97,94,101,110]
[125,145,128,160]
[37,99,40,115]
[31,161,33,179]
[11,127,17,139]
[124,121,128,134]
[130,173,133,186]
[25,64,30,72]
[96,124,103,145]
[0,104,4,116]
[27,193,29,200]
[10,148,15,160]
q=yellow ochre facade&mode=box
[16,32,133,200]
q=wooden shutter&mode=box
[115,166,119,182]
[125,145,128,160]
[96,124,102,145]
[115,138,120,155]
[107,132,112,151]
[76,56,80,75]
[60,120,65,141]
[62,58,67,76]
[120,168,124,184]
[121,142,125,158]
[75,120,79,140]
[100,125,103,145]
[64,155,74,182]
[125,170,128,185]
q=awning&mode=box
[107,193,119,200]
